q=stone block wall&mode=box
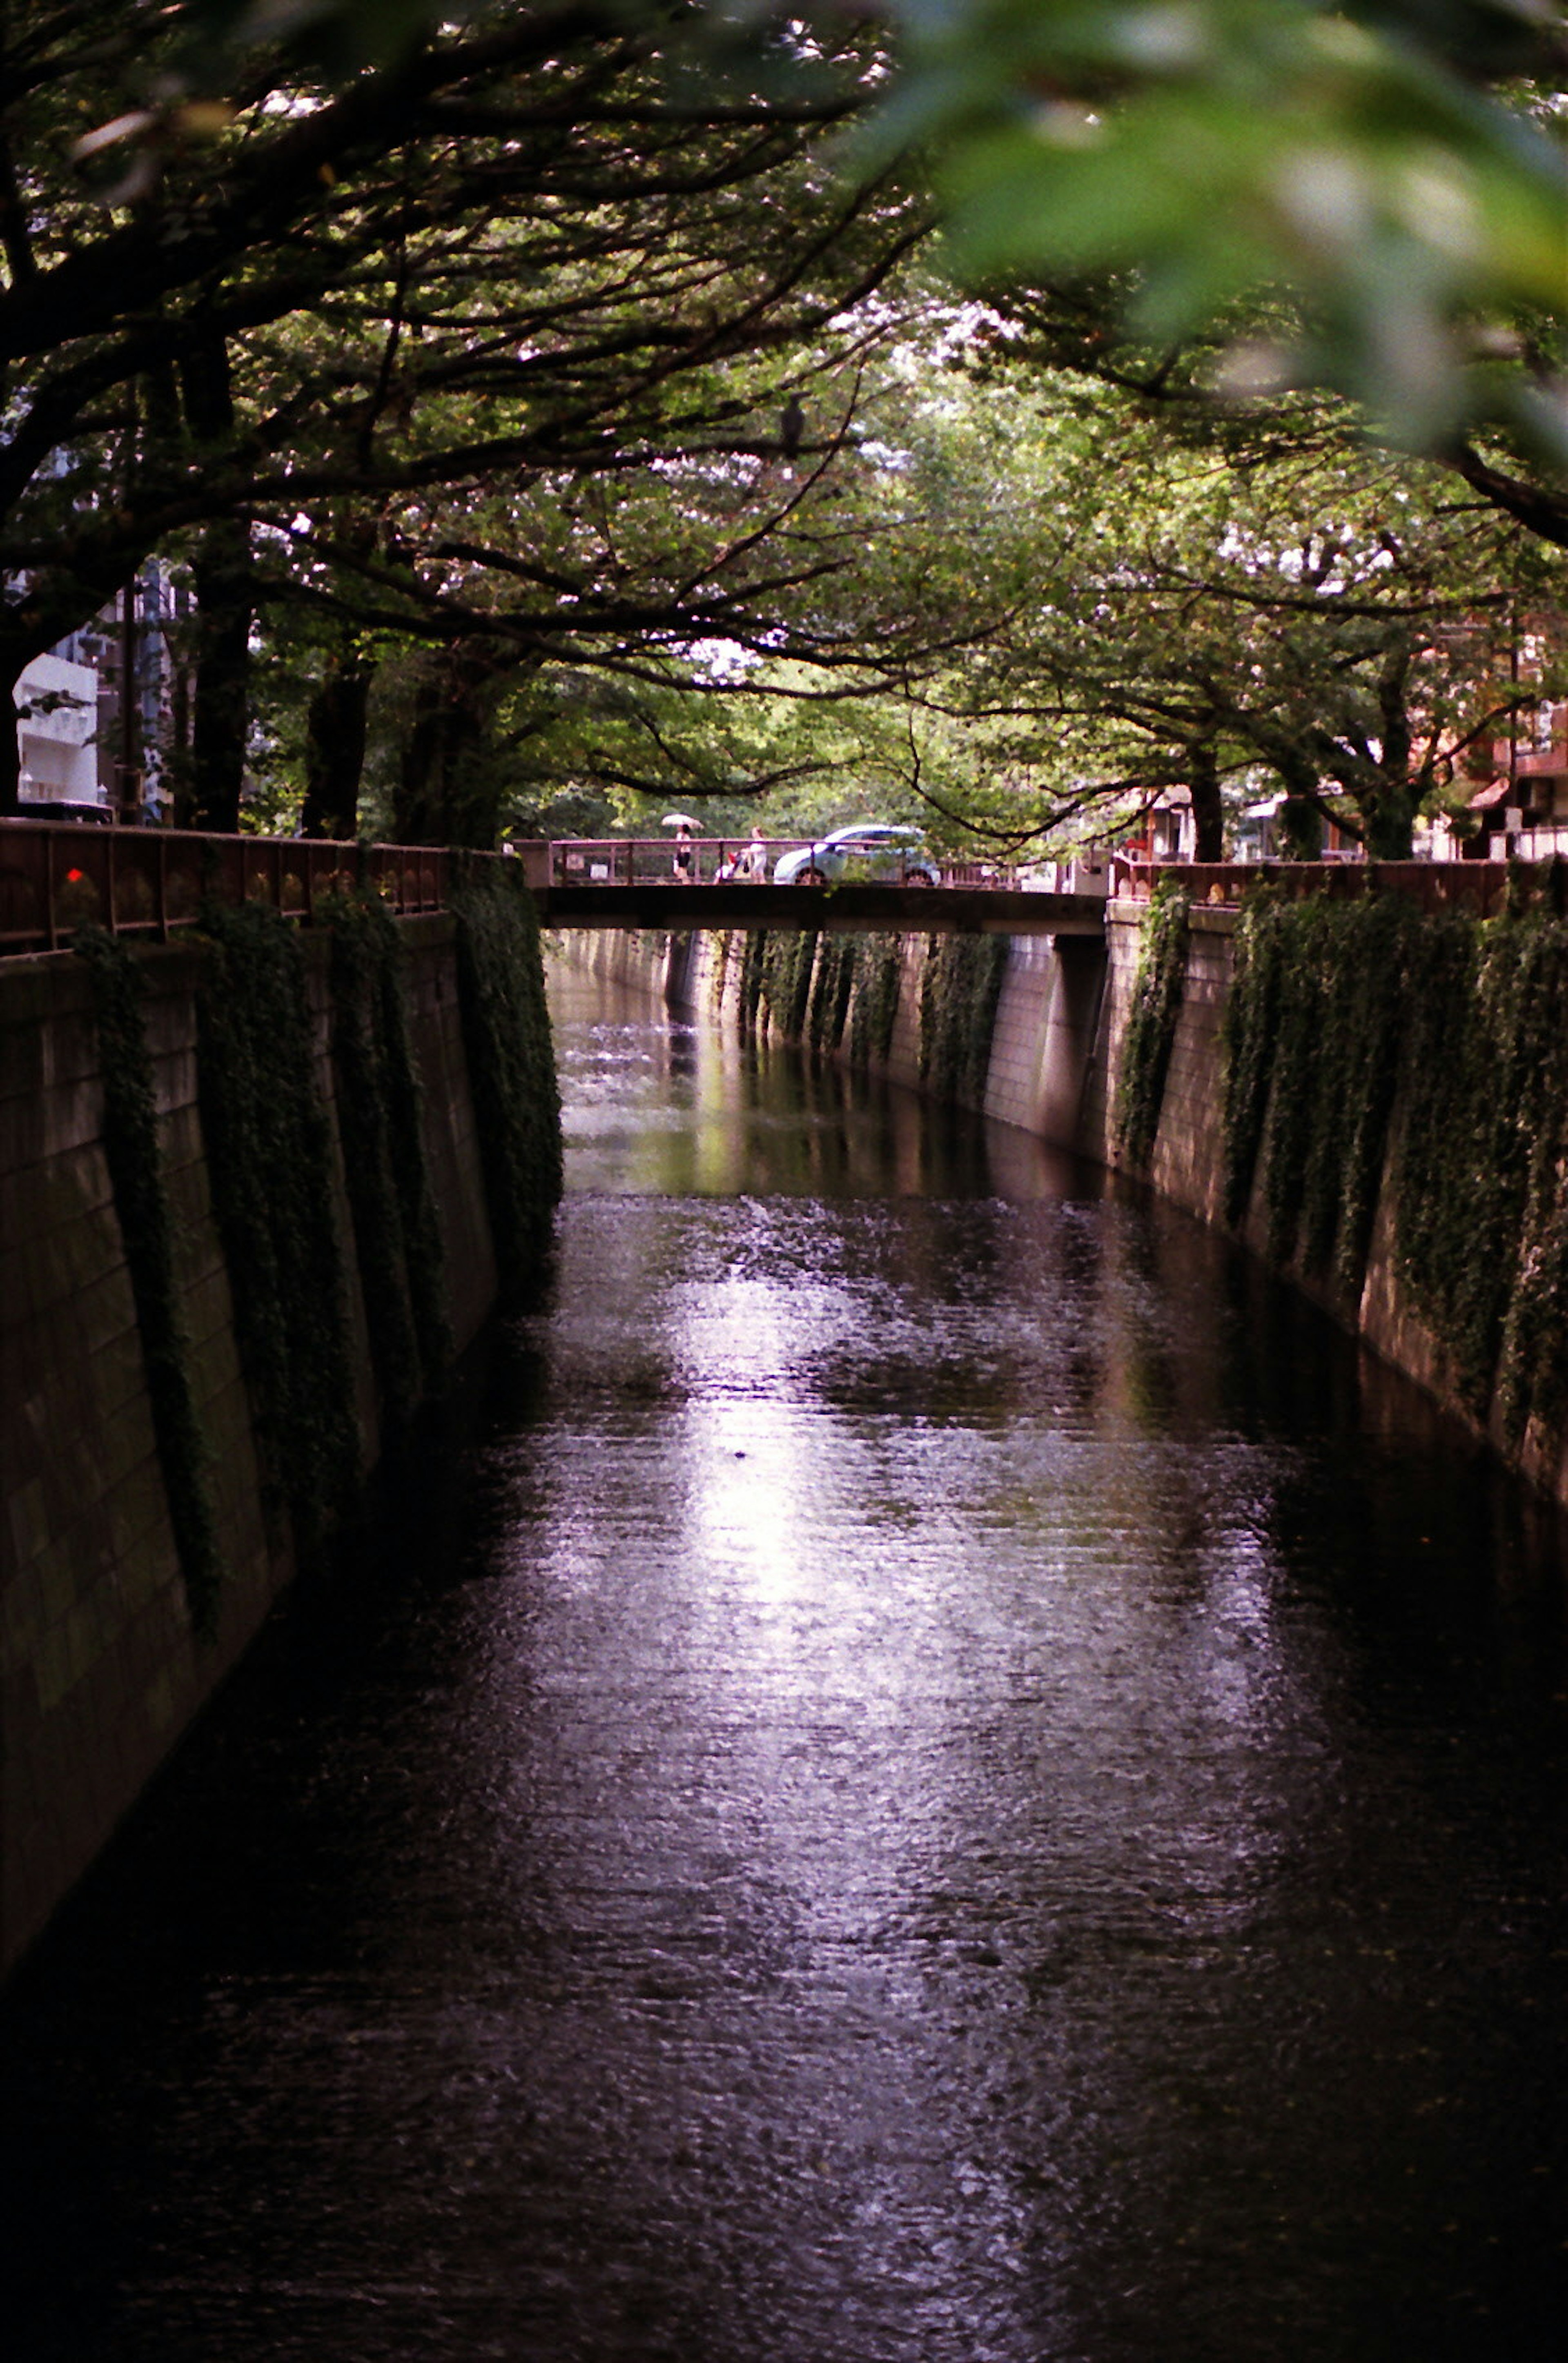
[1,920,499,1976]
[1096,904,1236,1224]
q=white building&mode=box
[14,647,105,809]
[12,566,184,819]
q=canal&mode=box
[3,965,1568,2360]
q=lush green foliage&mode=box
[0,2,922,826]
[76,930,225,1637]
[451,863,563,1303]
[871,0,1568,468]
[165,4,1568,463]
[1223,885,1568,1448]
[1115,884,1191,1170]
[193,901,363,1548]
[4,2,1561,854]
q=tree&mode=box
[858,1,1568,509]
[564,352,1547,864]
[893,374,1548,858]
[0,2,921,824]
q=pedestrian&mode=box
[672,820,693,879]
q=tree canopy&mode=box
[0,1,921,820]
[1,0,1563,851]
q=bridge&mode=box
[1,818,1528,961]
[0,822,1110,954]
[522,836,1110,934]
[530,878,1109,934]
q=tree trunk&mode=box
[179,320,251,833]
[302,649,373,840]
[1363,646,1418,858]
[1362,776,1420,860]
[185,521,253,831]
[1188,735,1225,861]
[393,642,502,846]
[1280,792,1325,859]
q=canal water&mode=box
[4,967,1568,2361]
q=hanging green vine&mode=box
[782,929,818,1041]
[807,931,858,1052]
[1220,886,1568,1450]
[1220,891,1286,1229]
[76,930,225,1639]
[450,860,563,1305]
[920,929,1010,1104]
[735,928,821,1043]
[847,932,903,1069]
[707,929,735,1016]
[1392,911,1568,1430]
[194,900,363,1550]
[1115,882,1190,1169]
[325,892,451,1428]
[738,927,769,1031]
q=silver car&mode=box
[773,824,940,886]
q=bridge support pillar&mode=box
[1033,935,1109,1149]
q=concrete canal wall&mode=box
[552,908,1568,1512]
[1,918,501,1976]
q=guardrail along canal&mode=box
[3,968,1567,2360]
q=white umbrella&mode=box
[661,812,698,828]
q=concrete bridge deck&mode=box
[531,882,1109,934]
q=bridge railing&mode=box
[0,820,470,956]
[543,838,1023,889]
[548,837,804,886]
[1122,856,1548,918]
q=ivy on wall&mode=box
[726,924,1009,1107]
[1221,888,1568,1450]
[76,931,225,1639]
[451,860,563,1305]
[706,929,736,1017]
[734,928,818,1044]
[846,933,902,1069]
[194,900,363,1550]
[1222,894,1413,1281]
[733,926,894,1061]
[1115,882,1190,1171]
[1221,895,1286,1230]
[919,930,1009,1105]
[326,893,451,1428]
[807,932,858,1053]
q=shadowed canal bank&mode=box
[2,968,1566,2360]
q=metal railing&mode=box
[0,821,462,956]
[12,822,1548,956]
[548,836,794,886]
[1119,857,1558,918]
[542,837,1018,889]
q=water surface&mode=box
[3,970,1566,2360]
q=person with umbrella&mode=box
[664,812,697,880]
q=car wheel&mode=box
[904,869,935,886]
[800,865,827,885]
